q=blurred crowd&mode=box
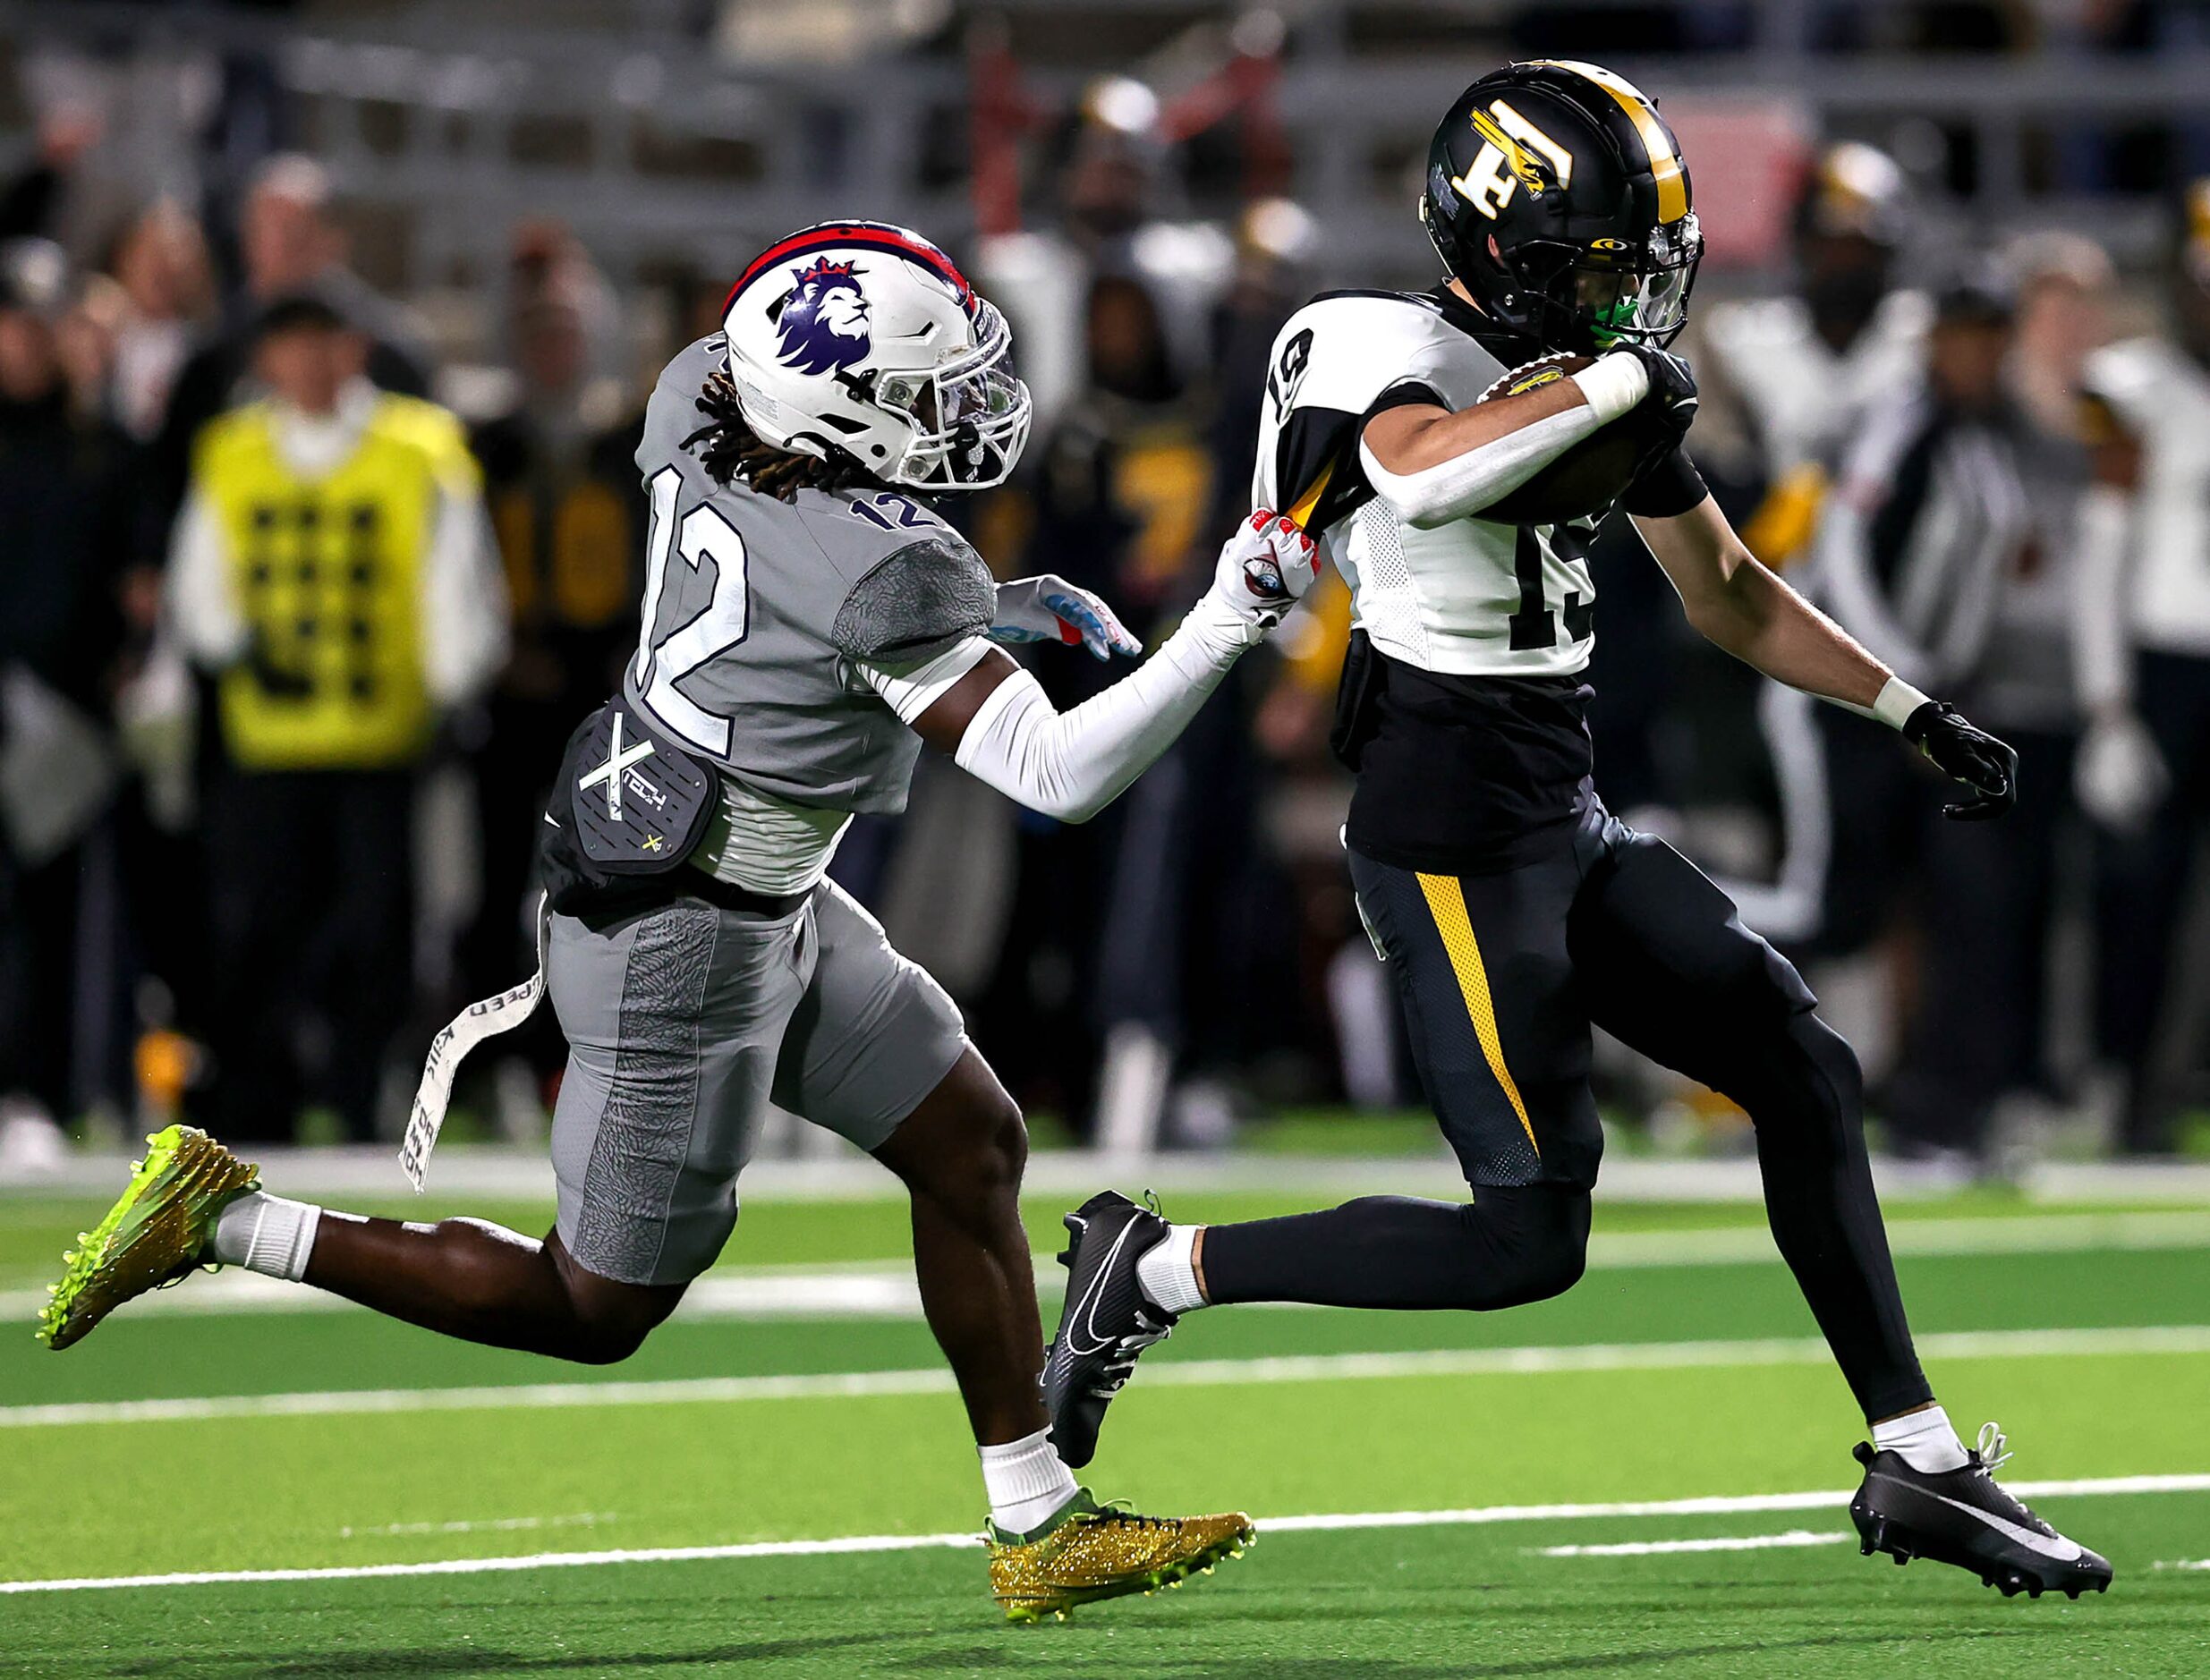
[4,68,2208,1173]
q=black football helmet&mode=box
[1421,60,1702,354]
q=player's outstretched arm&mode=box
[1635,494,2018,820]
[888,512,1319,823]
[1359,348,1668,528]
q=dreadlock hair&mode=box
[683,369,879,503]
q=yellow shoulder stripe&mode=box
[1286,458,1335,530]
[1528,59,1688,225]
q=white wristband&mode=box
[1872,675,1933,733]
[1571,353,1650,425]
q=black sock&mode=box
[1201,1183,1591,1311]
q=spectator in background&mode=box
[1011,264,1298,1146]
[146,155,430,556]
[1801,273,2030,940]
[1204,199,1314,539]
[969,267,1216,1133]
[1883,235,2114,1165]
[1728,274,2032,1143]
[0,239,132,1132]
[1876,269,2087,1167]
[0,106,102,245]
[461,276,642,1029]
[505,217,625,386]
[2070,182,2210,1153]
[105,199,215,442]
[1699,141,1929,565]
[1691,142,1933,948]
[166,295,505,1141]
[974,76,1233,437]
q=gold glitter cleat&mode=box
[36,1125,258,1350]
[986,1489,1253,1623]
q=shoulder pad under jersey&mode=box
[830,534,996,666]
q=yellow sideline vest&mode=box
[195,395,474,770]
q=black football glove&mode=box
[1905,700,2019,821]
[1614,343,1699,434]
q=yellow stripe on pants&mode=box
[1415,872,1540,1158]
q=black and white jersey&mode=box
[1254,288,1601,679]
[1252,284,1706,871]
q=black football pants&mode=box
[1202,810,1934,1422]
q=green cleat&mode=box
[36,1124,259,1350]
[985,1489,1253,1623]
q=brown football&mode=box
[1473,353,1662,527]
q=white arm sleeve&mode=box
[2071,483,2136,714]
[420,486,510,706]
[1354,353,1646,531]
[164,490,249,667]
[944,593,1257,823]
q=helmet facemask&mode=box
[1483,211,1703,353]
[871,300,1033,490]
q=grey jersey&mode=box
[623,335,995,817]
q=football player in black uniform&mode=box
[1044,61,2110,1600]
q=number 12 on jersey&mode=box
[632,465,751,757]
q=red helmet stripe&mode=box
[725,225,975,318]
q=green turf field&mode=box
[2,1175,2206,1676]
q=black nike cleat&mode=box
[1850,1423,2113,1599]
[1041,1191,1177,1470]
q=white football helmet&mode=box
[720,220,1033,491]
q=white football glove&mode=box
[2075,710,2169,832]
[987,575,1143,662]
[1211,509,1322,630]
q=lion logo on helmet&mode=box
[776,257,873,375]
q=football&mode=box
[1473,353,1663,527]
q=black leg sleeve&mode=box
[1736,1012,1932,1420]
[1200,1183,1590,1311]
[1573,828,1932,1421]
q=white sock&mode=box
[1135,1223,1208,1315]
[208,1192,322,1283]
[1872,1404,1970,1472]
[979,1429,1079,1536]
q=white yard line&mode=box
[337,1513,616,1540]
[2152,1558,2210,1571]
[1538,1530,1848,1557]
[10,1146,2210,1205]
[4,1475,2204,1596]
[9,1209,2208,1324]
[7,1323,2209,1430]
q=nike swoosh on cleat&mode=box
[1927,1491,2085,1562]
[1061,1220,1143,1360]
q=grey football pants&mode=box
[546,879,968,1285]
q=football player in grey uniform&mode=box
[43,222,1316,1621]
[1045,64,2109,1601]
